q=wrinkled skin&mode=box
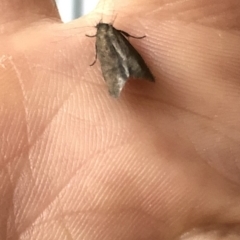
[1,0,240,239]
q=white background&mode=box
[55,0,99,22]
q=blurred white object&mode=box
[55,0,99,22]
[82,0,99,15]
[55,0,74,22]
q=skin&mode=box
[0,0,240,239]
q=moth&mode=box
[86,23,155,98]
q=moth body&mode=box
[88,23,154,97]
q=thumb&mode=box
[0,0,60,33]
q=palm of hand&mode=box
[1,0,240,239]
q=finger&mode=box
[0,0,60,26]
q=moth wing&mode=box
[106,74,127,98]
[113,28,155,82]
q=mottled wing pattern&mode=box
[95,25,130,97]
[93,23,154,97]
[112,27,155,82]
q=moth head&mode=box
[95,23,112,31]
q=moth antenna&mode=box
[86,34,97,37]
[89,44,97,66]
[110,13,118,26]
[89,59,97,66]
[119,30,146,39]
[99,0,106,23]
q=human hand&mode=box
[1,0,240,239]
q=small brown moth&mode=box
[86,23,155,98]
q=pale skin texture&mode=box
[1,0,240,239]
